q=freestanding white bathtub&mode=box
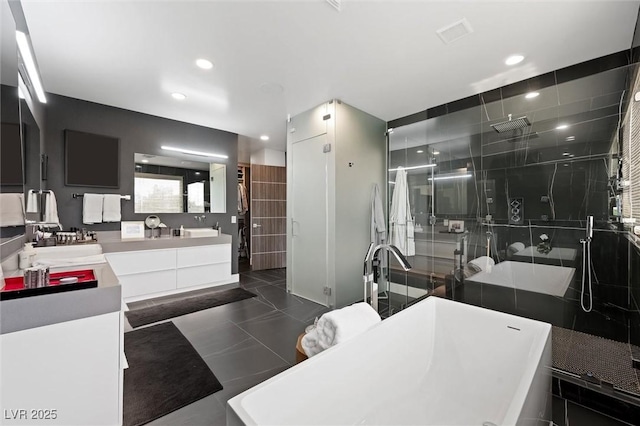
[227,297,552,426]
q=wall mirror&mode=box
[134,153,226,214]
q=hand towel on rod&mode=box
[0,193,26,227]
[102,194,122,222]
[83,193,104,224]
[43,191,62,229]
[26,189,39,213]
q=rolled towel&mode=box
[83,193,104,224]
[507,242,525,257]
[468,256,495,273]
[301,302,381,358]
[102,194,122,222]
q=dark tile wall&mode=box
[43,93,240,273]
[388,55,640,348]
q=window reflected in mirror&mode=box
[133,153,226,214]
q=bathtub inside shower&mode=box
[227,297,552,425]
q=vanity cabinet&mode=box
[105,244,232,301]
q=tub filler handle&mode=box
[363,243,411,312]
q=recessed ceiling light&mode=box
[195,172,201,175]
[569,154,575,158]
[433,151,440,155]
[525,92,539,99]
[566,136,575,141]
[505,55,524,66]
[141,159,149,163]
[260,135,270,141]
[562,152,570,156]
[195,58,213,70]
[416,150,424,153]
[556,124,569,130]
[171,92,186,101]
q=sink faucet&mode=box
[363,243,411,312]
[194,215,206,223]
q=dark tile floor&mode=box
[129,263,635,425]
[130,265,328,426]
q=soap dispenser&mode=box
[19,243,35,269]
[180,225,185,236]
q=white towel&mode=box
[102,194,122,222]
[26,190,39,213]
[83,193,104,224]
[468,256,495,272]
[301,302,381,357]
[43,191,62,229]
[507,242,526,256]
[0,193,25,227]
[389,167,415,256]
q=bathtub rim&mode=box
[226,297,552,426]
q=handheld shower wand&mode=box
[580,216,594,312]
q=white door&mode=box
[291,134,328,305]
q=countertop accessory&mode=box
[121,221,145,239]
[2,269,98,300]
[145,215,161,238]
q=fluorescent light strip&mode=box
[161,145,228,159]
[429,173,472,181]
[16,31,46,103]
[388,164,436,172]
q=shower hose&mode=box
[580,238,593,313]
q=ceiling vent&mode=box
[326,0,341,12]
[436,18,473,45]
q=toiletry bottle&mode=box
[19,243,35,269]
[180,225,184,236]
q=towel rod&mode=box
[72,193,131,200]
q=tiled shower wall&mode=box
[388,56,640,348]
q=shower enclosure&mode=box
[384,60,640,406]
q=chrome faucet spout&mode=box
[363,243,412,312]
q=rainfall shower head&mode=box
[491,115,531,133]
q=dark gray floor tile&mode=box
[567,401,630,426]
[215,365,289,406]
[251,285,310,310]
[173,298,275,331]
[176,319,254,359]
[239,274,265,285]
[552,396,567,426]
[270,279,287,289]
[203,335,288,383]
[147,394,226,426]
[281,300,329,323]
[236,310,307,364]
[240,279,273,290]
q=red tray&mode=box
[1,269,98,300]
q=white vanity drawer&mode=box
[176,244,231,268]
[176,263,231,288]
[105,249,176,275]
[119,270,177,299]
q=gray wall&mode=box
[43,93,240,273]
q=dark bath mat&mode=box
[123,321,223,426]
[126,287,256,328]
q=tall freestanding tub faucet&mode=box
[363,243,412,312]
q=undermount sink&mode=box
[183,228,219,238]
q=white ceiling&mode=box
[17,0,640,161]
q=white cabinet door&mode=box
[176,244,231,268]
[1,312,121,426]
[119,269,177,299]
[176,263,231,288]
[105,249,176,275]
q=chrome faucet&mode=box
[194,215,206,223]
[363,243,411,312]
